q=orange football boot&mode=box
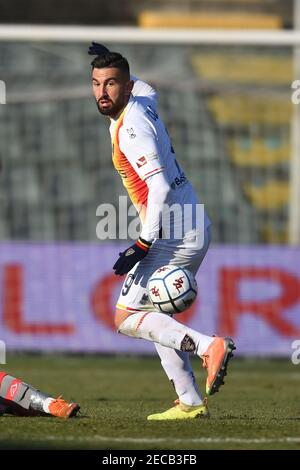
[202,337,236,395]
[48,395,80,419]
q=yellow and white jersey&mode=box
[109,77,210,242]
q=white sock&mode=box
[42,397,55,414]
[155,343,202,406]
[118,311,214,356]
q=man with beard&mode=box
[89,43,235,420]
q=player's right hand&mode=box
[113,238,152,276]
[88,42,110,56]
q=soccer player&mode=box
[0,371,80,418]
[89,43,235,420]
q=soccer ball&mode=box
[147,265,197,314]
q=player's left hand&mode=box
[113,238,152,275]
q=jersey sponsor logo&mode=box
[171,158,187,189]
[171,174,187,190]
[147,152,159,161]
[136,156,147,168]
[126,127,136,139]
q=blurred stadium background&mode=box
[0,0,300,450]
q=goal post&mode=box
[1,25,300,44]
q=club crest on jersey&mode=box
[136,156,147,168]
[126,127,136,139]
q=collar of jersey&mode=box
[110,95,135,123]
[110,95,135,140]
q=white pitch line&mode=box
[10,435,300,445]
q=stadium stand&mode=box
[0,0,294,28]
[138,11,282,29]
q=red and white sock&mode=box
[118,311,214,356]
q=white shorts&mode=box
[116,226,211,313]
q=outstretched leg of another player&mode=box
[0,371,80,418]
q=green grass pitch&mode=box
[0,354,299,450]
